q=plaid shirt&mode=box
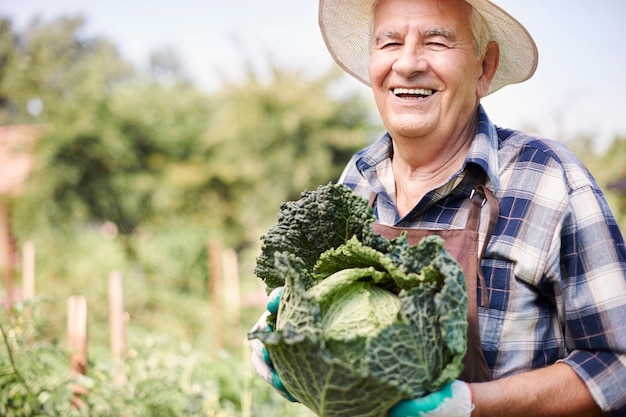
[339,106,626,416]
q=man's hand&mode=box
[389,380,473,417]
[249,287,298,402]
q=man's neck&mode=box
[390,127,475,216]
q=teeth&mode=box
[393,88,434,96]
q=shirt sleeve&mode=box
[558,182,626,416]
[338,149,374,200]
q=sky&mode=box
[2,0,626,152]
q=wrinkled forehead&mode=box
[372,0,473,24]
[370,0,475,39]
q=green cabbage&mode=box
[249,183,467,417]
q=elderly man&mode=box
[252,0,626,415]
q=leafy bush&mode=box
[0,300,314,417]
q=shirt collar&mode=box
[356,105,501,193]
[465,105,501,192]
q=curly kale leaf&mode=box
[255,183,376,293]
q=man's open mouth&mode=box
[393,88,435,98]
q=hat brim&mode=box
[318,0,538,95]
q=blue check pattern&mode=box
[339,106,626,416]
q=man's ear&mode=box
[477,41,500,97]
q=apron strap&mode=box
[467,184,499,308]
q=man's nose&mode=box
[391,47,429,78]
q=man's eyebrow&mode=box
[424,27,456,40]
[373,30,400,45]
[372,27,458,45]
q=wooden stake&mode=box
[67,295,88,377]
[21,240,35,339]
[22,241,35,301]
[67,295,88,409]
[208,240,223,351]
[109,271,126,386]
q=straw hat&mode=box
[318,0,538,94]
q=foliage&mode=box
[0,16,132,126]
[0,302,315,417]
[562,134,626,229]
[0,301,226,417]
[254,182,378,293]
[590,136,626,227]
[2,15,373,299]
[200,67,374,250]
[250,184,467,417]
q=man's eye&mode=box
[426,42,448,49]
[381,42,402,49]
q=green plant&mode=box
[0,298,320,417]
[0,302,77,416]
[250,183,468,417]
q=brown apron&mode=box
[368,183,498,383]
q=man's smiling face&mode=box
[369,0,492,144]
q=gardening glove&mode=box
[249,287,298,402]
[389,380,474,417]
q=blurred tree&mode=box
[149,46,189,85]
[565,132,626,232]
[2,16,136,253]
[0,19,18,121]
[3,14,375,290]
[0,16,131,125]
[196,66,374,250]
[598,136,626,228]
